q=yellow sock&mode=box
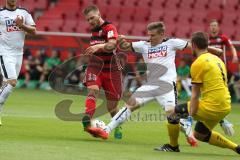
[209,131,238,151]
[167,122,180,147]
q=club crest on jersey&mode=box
[5,19,21,32]
[148,46,168,59]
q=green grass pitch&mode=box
[0,89,239,160]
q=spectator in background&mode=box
[38,49,61,88]
[177,58,191,98]
[22,49,46,88]
[208,19,238,63]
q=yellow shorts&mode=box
[187,101,231,130]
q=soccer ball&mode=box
[91,119,106,129]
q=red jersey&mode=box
[209,33,232,49]
[88,21,119,72]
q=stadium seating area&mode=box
[3,0,236,40]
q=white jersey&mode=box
[132,38,188,82]
[0,7,35,55]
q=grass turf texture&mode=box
[0,89,240,160]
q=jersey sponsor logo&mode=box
[90,40,106,45]
[5,19,21,32]
[148,46,168,59]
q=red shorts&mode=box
[84,68,122,101]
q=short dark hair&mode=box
[147,21,165,34]
[191,31,209,49]
[82,5,99,15]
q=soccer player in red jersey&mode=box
[82,5,123,138]
[209,19,238,63]
[209,19,236,137]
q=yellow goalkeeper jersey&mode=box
[190,52,231,112]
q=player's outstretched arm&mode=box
[84,39,117,55]
[15,16,36,35]
[229,44,238,63]
[207,46,223,56]
[117,35,133,52]
[189,84,201,116]
[186,41,223,56]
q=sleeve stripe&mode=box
[183,42,188,49]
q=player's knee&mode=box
[167,114,180,124]
[87,88,99,97]
[194,121,211,142]
[7,79,17,87]
[175,103,189,118]
[126,97,138,111]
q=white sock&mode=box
[0,83,13,113]
[181,80,191,96]
[105,106,131,134]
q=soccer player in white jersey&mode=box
[0,0,36,125]
[87,22,223,146]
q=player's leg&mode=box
[175,103,198,147]
[88,85,155,139]
[154,86,181,152]
[0,55,21,126]
[102,71,123,139]
[82,69,101,131]
[194,121,240,154]
[82,85,100,129]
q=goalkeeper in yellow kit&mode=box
[155,31,240,154]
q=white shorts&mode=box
[0,55,23,80]
[132,81,177,111]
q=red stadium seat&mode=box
[178,0,194,10]
[39,10,63,19]
[62,20,78,32]
[94,0,109,6]
[193,0,209,10]
[192,12,207,24]
[108,0,123,7]
[222,0,240,12]
[151,0,165,9]
[36,19,64,31]
[208,0,224,10]
[176,10,192,24]
[79,0,95,9]
[190,24,206,33]
[36,0,48,10]
[104,5,121,21]
[164,0,180,10]
[131,22,146,36]
[76,21,90,33]
[122,0,137,7]
[119,6,135,22]
[175,25,190,38]
[133,7,150,22]
[164,23,176,37]
[136,0,151,7]
[63,9,78,20]
[221,12,238,26]
[118,22,133,35]
[163,11,178,25]
[148,9,164,22]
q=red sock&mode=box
[85,94,96,118]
